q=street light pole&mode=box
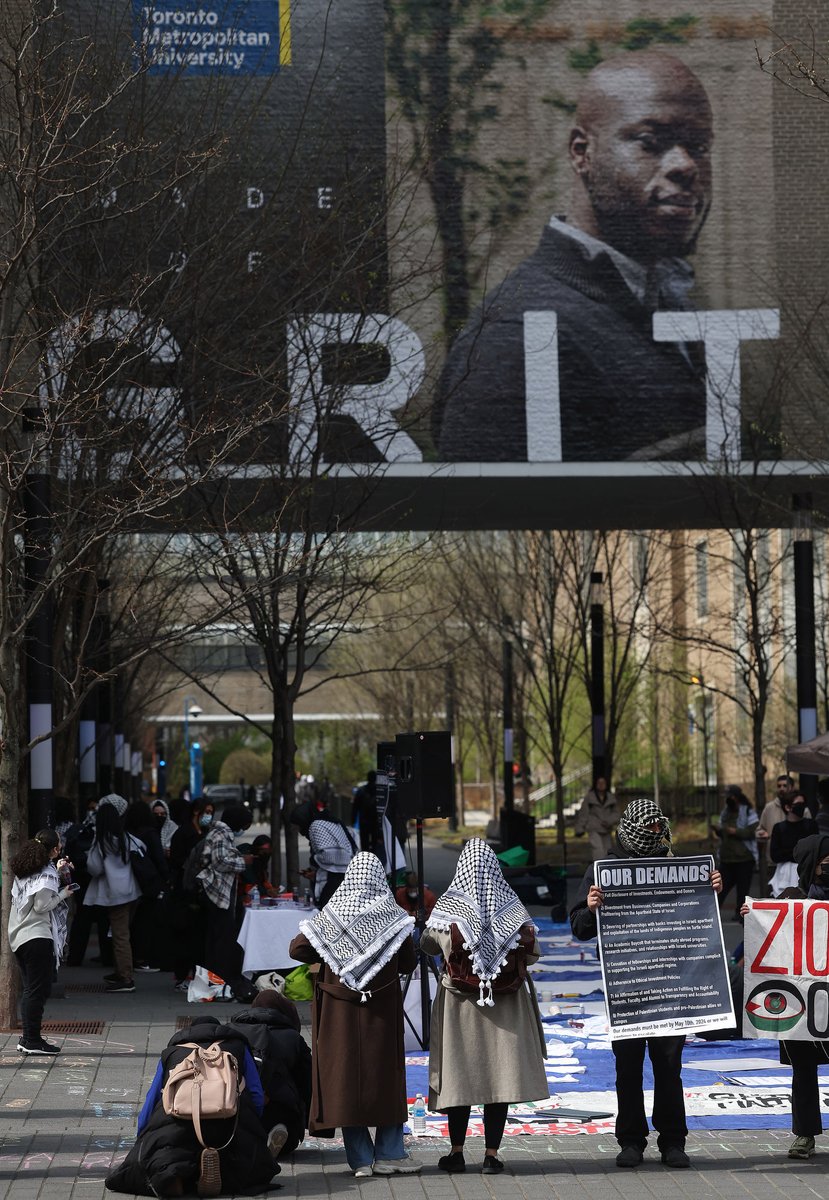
[183,695,203,800]
[590,572,606,783]
[793,494,818,812]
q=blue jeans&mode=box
[341,1125,405,1170]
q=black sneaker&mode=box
[105,978,135,993]
[481,1156,504,1174]
[103,973,120,983]
[437,1151,465,1173]
[17,1038,61,1055]
[616,1145,644,1168]
[661,1146,690,1169]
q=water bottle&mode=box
[411,1093,426,1134]
[249,886,260,909]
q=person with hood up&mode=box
[289,851,421,1177]
[741,832,829,1161]
[420,838,547,1175]
[230,990,312,1158]
[104,1016,277,1197]
[196,804,257,1003]
[8,829,76,1055]
[152,798,178,854]
[290,799,356,906]
[83,794,145,993]
[570,798,722,1170]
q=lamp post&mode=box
[183,696,203,799]
[793,494,818,812]
[183,695,202,755]
[590,572,606,783]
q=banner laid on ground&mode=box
[742,899,829,1041]
[596,854,734,1040]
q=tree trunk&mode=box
[269,724,283,889]
[553,765,565,847]
[0,716,24,1030]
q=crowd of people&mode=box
[7,778,828,1188]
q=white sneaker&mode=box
[373,1155,422,1175]
[267,1123,289,1157]
[353,1165,373,1177]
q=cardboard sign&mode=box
[743,900,829,1040]
[596,854,734,1040]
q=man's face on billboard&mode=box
[571,55,713,262]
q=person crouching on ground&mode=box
[230,989,312,1159]
[570,798,722,1170]
[289,851,422,1177]
[421,838,548,1175]
[105,1016,276,1197]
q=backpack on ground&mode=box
[444,924,534,998]
[161,1041,245,1148]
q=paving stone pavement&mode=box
[0,968,825,1199]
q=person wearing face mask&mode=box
[394,872,437,919]
[151,799,178,856]
[9,829,76,1054]
[768,792,818,897]
[741,833,829,1160]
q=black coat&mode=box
[105,1020,277,1197]
[230,1007,312,1155]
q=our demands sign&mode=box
[596,854,734,1040]
[743,899,829,1041]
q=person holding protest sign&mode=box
[570,798,722,1170]
[741,831,829,1161]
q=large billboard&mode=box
[41,2,829,528]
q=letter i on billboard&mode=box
[135,1,291,75]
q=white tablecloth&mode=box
[237,906,309,973]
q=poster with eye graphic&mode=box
[743,900,829,1041]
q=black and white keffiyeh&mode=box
[427,838,533,1001]
[299,852,414,996]
[308,819,355,872]
[616,798,672,858]
[11,863,68,964]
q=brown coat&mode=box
[289,931,416,1133]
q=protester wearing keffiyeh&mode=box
[427,839,534,997]
[616,798,672,858]
[299,852,414,996]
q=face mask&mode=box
[199,814,213,829]
[790,803,806,817]
[816,866,829,885]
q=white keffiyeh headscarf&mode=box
[427,838,533,1000]
[299,852,414,997]
[11,863,68,965]
[308,819,355,872]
